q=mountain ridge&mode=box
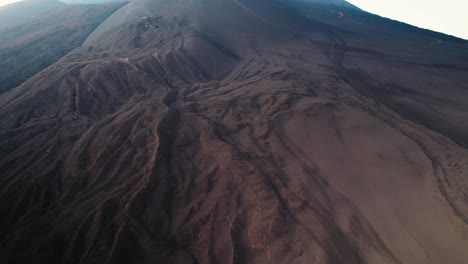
[0,1,467,264]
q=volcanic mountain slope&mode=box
[0,0,65,30]
[0,1,126,94]
[0,0,468,263]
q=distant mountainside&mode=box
[296,0,358,8]
[0,1,468,264]
[61,0,126,4]
[0,2,126,94]
[0,0,64,30]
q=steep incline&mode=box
[0,0,64,30]
[0,2,126,93]
[0,0,467,264]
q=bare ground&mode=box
[1,1,468,263]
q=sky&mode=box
[0,0,466,39]
[0,0,20,6]
[347,0,468,39]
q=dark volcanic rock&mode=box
[0,1,467,264]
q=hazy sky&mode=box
[347,0,467,39]
[0,0,466,39]
[0,0,19,6]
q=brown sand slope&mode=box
[0,0,467,263]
